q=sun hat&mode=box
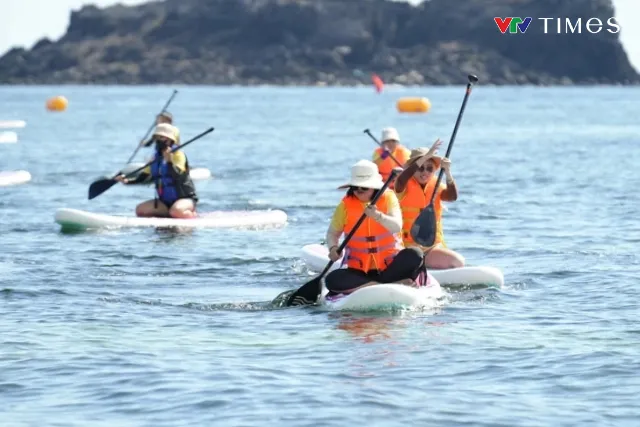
[158,111,173,122]
[338,160,385,190]
[406,147,442,169]
[152,123,179,144]
[381,127,400,143]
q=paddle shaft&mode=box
[125,89,178,164]
[427,80,475,205]
[314,169,400,295]
[364,129,403,167]
[120,127,213,179]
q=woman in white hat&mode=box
[395,139,465,269]
[323,159,427,295]
[372,127,411,183]
[116,123,198,218]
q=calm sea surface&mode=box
[1,84,638,426]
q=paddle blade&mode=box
[410,204,437,247]
[88,178,117,200]
[285,276,322,307]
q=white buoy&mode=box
[0,170,31,187]
[0,132,18,144]
[0,120,26,129]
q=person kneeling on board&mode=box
[372,127,411,184]
[324,160,425,295]
[115,123,197,218]
[394,141,465,269]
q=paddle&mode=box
[363,128,403,167]
[410,74,478,247]
[88,127,214,200]
[125,89,178,164]
[285,167,402,307]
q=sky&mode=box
[1,0,639,72]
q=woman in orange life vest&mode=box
[394,141,465,269]
[372,127,411,184]
[324,160,425,295]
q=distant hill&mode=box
[0,0,637,85]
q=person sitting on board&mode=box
[141,111,179,147]
[394,141,465,269]
[372,127,411,183]
[324,159,426,295]
[115,123,197,219]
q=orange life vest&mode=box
[397,176,446,250]
[342,190,403,273]
[374,146,411,182]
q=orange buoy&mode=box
[46,96,68,112]
[396,97,431,113]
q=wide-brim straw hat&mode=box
[406,147,442,169]
[337,160,385,190]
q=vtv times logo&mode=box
[494,17,621,34]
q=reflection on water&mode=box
[333,313,395,343]
[330,312,453,379]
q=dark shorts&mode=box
[159,197,198,209]
[324,247,425,295]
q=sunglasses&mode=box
[351,186,372,192]
[417,165,434,173]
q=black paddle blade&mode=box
[410,204,437,247]
[285,276,322,307]
[88,178,117,200]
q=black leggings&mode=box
[325,247,425,294]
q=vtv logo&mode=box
[494,17,533,34]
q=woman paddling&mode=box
[372,127,411,184]
[116,123,197,218]
[395,140,465,269]
[324,160,426,295]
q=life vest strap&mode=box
[350,232,394,243]
[345,255,364,268]
[346,242,398,254]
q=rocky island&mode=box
[0,0,637,85]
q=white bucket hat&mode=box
[338,160,385,190]
[152,123,179,143]
[381,127,400,143]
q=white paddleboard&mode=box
[0,170,31,187]
[301,243,504,287]
[0,120,26,129]
[0,132,18,143]
[317,279,443,312]
[120,162,212,181]
[54,208,288,231]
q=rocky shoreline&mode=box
[0,0,637,86]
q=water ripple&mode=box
[1,86,639,426]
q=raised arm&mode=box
[395,139,442,193]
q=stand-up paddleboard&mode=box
[0,120,26,129]
[54,208,287,231]
[0,170,31,187]
[0,132,18,143]
[317,271,444,311]
[120,162,212,182]
[301,243,504,287]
